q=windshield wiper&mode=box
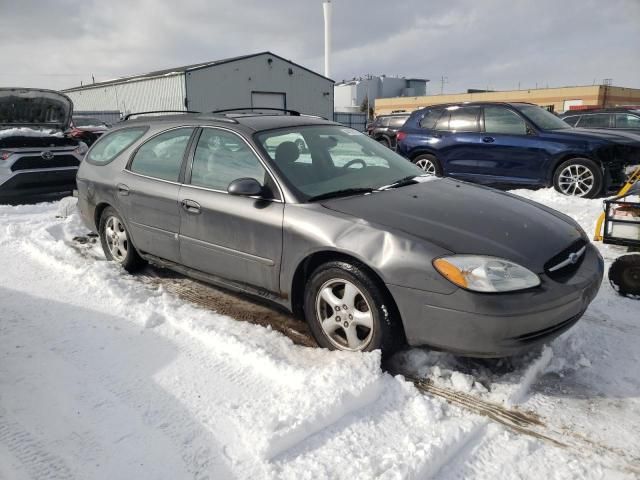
[307,187,374,202]
[377,175,420,191]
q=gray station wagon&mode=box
[76,110,604,357]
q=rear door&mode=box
[474,106,550,185]
[178,127,284,293]
[120,127,195,262]
[435,106,483,179]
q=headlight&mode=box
[74,142,89,156]
[433,255,540,292]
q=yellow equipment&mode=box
[594,166,640,241]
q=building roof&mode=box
[63,51,333,92]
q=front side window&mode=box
[257,126,423,200]
[448,107,481,132]
[616,114,640,128]
[86,127,147,165]
[576,114,611,128]
[483,106,527,135]
[129,127,194,181]
[191,128,268,192]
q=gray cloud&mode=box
[0,0,638,94]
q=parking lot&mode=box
[1,188,639,479]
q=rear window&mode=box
[86,127,147,165]
[576,114,611,128]
[389,116,409,127]
[562,116,580,126]
[449,107,480,132]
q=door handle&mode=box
[181,199,201,214]
[482,136,495,143]
[117,183,130,196]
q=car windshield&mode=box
[256,125,425,201]
[517,105,572,130]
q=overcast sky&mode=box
[1,0,638,94]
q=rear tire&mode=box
[99,206,145,272]
[609,254,640,298]
[553,158,603,198]
[377,137,390,148]
[412,153,443,176]
[304,261,403,354]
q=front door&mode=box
[120,127,195,262]
[474,106,549,185]
[179,127,284,293]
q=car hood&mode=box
[550,127,640,145]
[320,179,585,273]
[0,88,73,131]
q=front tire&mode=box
[553,158,603,198]
[99,206,145,272]
[609,254,640,298]
[304,261,402,354]
[412,153,443,176]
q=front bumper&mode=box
[388,243,604,357]
[0,168,78,199]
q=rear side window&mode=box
[129,127,194,182]
[616,114,640,128]
[562,116,580,126]
[576,114,611,128]
[483,106,527,135]
[419,109,443,129]
[86,127,147,165]
[449,107,480,132]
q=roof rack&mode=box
[211,107,301,116]
[123,110,201,121]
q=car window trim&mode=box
[184,125,285,202]
[124,125,198,182]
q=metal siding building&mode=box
[63,52,334,119]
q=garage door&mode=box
[251,92,286,110]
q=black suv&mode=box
[366,114,409,148]
[560,108,640,132]
[0,88,88,200]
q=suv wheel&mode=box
[553,158,603,198]
[99,207,145,272]
[304,261,402,354]
[413,153,443,176]
[377,137,390,148]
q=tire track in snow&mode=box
[0,411,75,480]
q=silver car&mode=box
[76,111,604,357]
[0,88,87,200]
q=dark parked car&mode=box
[0,88,88,200]
[396,102,640,198]
[77,110,603,357]
[366,113,410,148]
[69,116,110,146]
[560,108,640,132]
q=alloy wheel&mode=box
[415,158,437,175]
[104,216,129,262]
[315,278,374,351]
[557,164,595,197]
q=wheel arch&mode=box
[289,250,405,339]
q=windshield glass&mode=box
[517,105,572,130]
[74,117,106,127]
[255,125,424,200]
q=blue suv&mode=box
[396,102,640,197]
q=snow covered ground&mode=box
[0,189,638,479]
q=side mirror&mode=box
[227,177,263,197]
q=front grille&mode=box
[10,155,79,172]
[544,238,587,281]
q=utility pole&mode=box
[440,76,448,95]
